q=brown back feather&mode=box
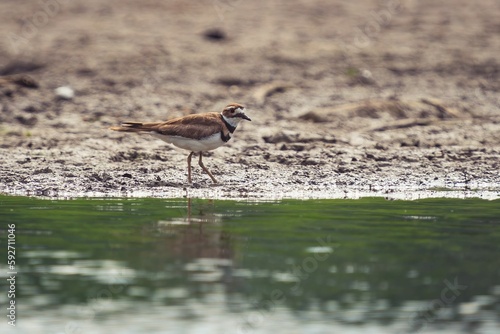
[109,112,227,139]
[155,112,225,139]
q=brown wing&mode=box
[110,112,227,139]
[154,112,225,139]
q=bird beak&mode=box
[241,114,251,121]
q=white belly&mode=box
[151,132,226,152]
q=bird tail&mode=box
[109,122,158,133]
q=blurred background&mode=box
[1,0,499,119]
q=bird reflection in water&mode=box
[150,198,235,285]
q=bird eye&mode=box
[231,109,236,113]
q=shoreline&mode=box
[2,185,499,201]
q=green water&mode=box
[0,196,499,333]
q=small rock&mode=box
[301,158,320,166]
[280,143,306,151]
[13,75,39,89]
[15,116,37,126]
[55,86,75,100]
[349,68,375,85]
[298,110,329,123]
[263,130,299,144]
[23,105,39,113]
[361,69,372,78]
[366,153,375,159]
[337,167,351,173]
[203,28,226,41]
[33,167,53,174]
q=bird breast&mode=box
[151,132,227,152]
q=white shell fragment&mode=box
[55,86,75,100]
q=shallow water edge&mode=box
[1,186,499,201]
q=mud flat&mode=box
[1,0,499,199]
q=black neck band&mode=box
[221,114,236,133]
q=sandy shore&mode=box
[1,0,499,199]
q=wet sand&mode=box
[1,0,499,199]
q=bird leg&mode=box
[187,152,194,184]
[198,152,218,184]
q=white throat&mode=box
[222,114,241,128]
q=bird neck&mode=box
[221,114,238,133]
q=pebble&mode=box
[203,28,226,41]
[55,86,75,100]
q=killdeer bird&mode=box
[109,103,251,184]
